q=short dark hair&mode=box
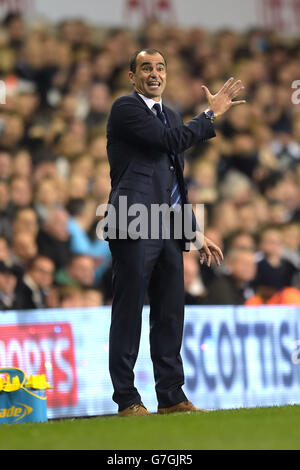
[129,48,167,73]
[257,223,282,243]
[27,254,54,272]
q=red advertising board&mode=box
[0,323,77,408]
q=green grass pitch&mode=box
[0,405,299,450]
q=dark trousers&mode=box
[108,235,187,411]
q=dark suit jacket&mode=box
[105,91,216,250]
[37,229,71,269]
[203,274,252,305]
[17,278,47,310]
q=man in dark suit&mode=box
[18,255,55,309]
[105,48,245,416]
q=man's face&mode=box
[129,52,167,101]
[230,251,257,284]
[30,258,55,289]
[0,272,17,294]
[260,230,283,258]
[13,233,37,261]
[15,209,38,236]
[10,179,32,206]
[69,256,95,286]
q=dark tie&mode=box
[153,103,167,125]
[152,103,182,209]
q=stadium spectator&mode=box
[58,285,84,308]
[82,287,104,307]
[34,178,62,220]
[3,12,25,51]
[11,231,38,267]
[85,82,110,128]
[66,197,111,281]
[235,201,259,234]
[254,225,297,291]
[18,255,55,309]
[204,248,257,305]
[11,150,32,178]
[282,222,300,289]
[55,254,96,288]
[37,208,71,269]
[12,207,39,239]
[245,287,300,306]
[9,175,32,212]
[224,230,256,253]
[0,261,22,310]
[209,199,240,238]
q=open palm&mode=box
[202,77,246,117]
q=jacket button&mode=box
[169,165,174,171]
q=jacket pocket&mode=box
[119,178,150,194]
[131,163,154,177]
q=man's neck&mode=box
[137,93,162,111]
[134,86,162,101]
[136,92,162,102]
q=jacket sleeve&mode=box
[110,97,216,155]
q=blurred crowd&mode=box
[0,13,300,310]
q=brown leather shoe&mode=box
[157,400,209,414]
[118,402,152,417]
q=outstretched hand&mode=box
[198,236,224,268]
[202,77,246,117]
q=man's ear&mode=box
[128,71,135,86]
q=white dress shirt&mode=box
[138,93,163,114]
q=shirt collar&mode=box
[138,93,162,112]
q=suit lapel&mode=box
[132,91,183,168]
[132,91,154,116]
[162,104,175,128]
[132,91,177,129]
